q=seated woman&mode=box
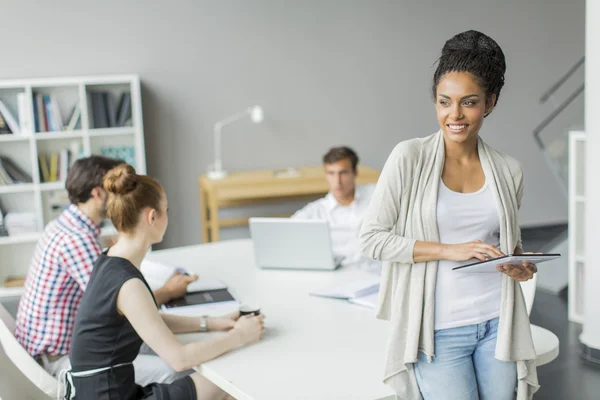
[69,164,266,400]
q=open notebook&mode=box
[310,276,380,309]
[140,259,238,316]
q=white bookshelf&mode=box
[568,131,586,324]
[0,75,146,298]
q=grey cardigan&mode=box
[359,131,539,399]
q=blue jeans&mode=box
[414,317,517,400]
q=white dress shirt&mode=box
[292,184,381,274]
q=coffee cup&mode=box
[239,304,261,317]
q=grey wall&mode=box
[1,0,584,249]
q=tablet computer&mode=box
[452,253,561,273]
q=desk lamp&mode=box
[207,105,264,180]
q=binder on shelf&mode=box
[50,96,64,131]
[49,153,58,182]
[34,93,47,132]
[0,111,11,134]
[65,104,81,131]
[38,153,50,183]
[0,100,20,134]
[17,93,31,135]
[0,156,32,183]
[91,91,109,129]
[106,93,117,128]
[117,92,132,127]
[43,95,55,132]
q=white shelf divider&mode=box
[34,131,85,140]
[0,286,25,298]
[0,134,32,143]
[0,232,40,245]
[568,131,586,323]
[88,127,135,137]
[39,182,65,191]
[0,184,35,194]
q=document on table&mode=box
[141,258,227,293]
[310,276,379,299]
[348,292,378,309]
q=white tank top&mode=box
[434,177,502,330]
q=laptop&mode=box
[249,217,342,270]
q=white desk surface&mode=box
[147,239,394,400]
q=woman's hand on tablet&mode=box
[496,251,539,281]
[443,240,504,262]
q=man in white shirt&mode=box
[292,146,381,274]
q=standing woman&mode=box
[360,30,538,399]
[69,164,265,400]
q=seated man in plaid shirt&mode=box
[14,155,196,385]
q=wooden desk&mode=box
[198,165,380,242]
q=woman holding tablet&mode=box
[360,30,538,399]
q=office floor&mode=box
[523,224,600,400]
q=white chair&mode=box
[0,304,58,398]
[520,275,560,366]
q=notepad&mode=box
[348,292,378,309]
[160,288,239,316]
[310,276,380,300]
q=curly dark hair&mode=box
[432,30,506,114]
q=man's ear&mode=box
[90,187,103,200]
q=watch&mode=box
[199,316,209,332]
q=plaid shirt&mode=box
[15,204,101,357]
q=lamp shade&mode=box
[250,106,264,123]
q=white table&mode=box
[147,239,395,400]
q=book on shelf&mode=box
[38,147,77,183]
[34,93,47,132]
[17,93,31,135]
[49,152,58,182]
[90,91,109,129]
[0,100,20,134]
[4,212,38,236]
[50,96,64,131]
[65,104,81,131]
[106,93,117,128]
[3,276,26,288]
[90,91,132,129]
[117,92,132,127]
[0,105,12,134]
[33,93,70,133]
[0,156,33,184]
[0,199,7,237]
[38,153,50,182]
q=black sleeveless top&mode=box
[70,252,157,399]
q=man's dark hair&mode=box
[322,146,359,172]
[66,156,124,204]
[432,30,506,114]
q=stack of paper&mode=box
[348,292,378,309]
[310,276,380,300]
